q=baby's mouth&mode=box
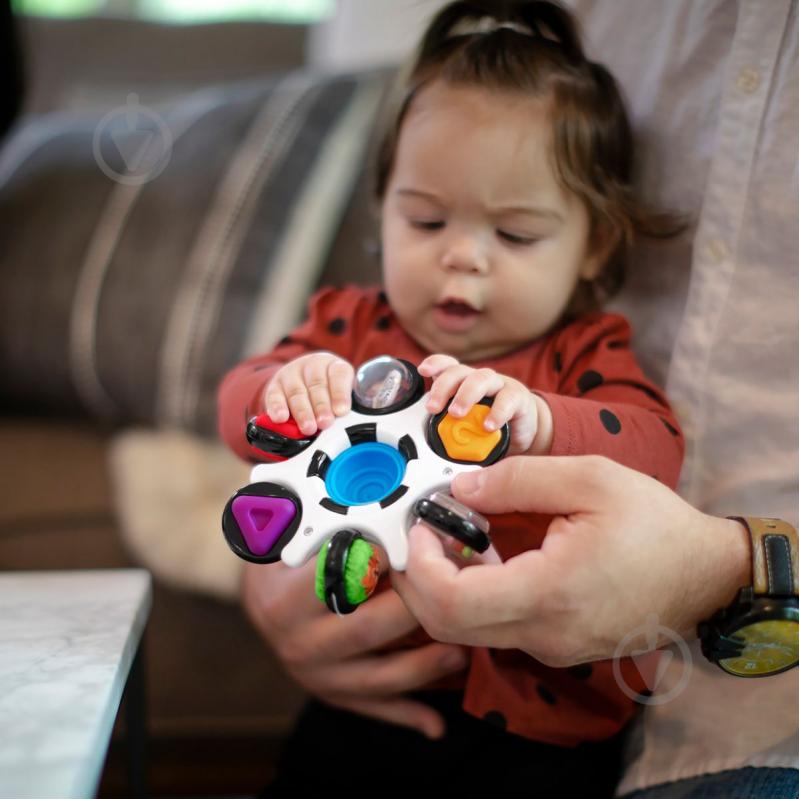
[433,298,482,332]
[435,298,481,317]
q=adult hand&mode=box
[392,455,751,667]
[240,560,468,738]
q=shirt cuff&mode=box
[532,390,580,457]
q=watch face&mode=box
[719,619,799,677]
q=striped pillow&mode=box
[0,69,385,434]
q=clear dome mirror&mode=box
[353,356,418,412]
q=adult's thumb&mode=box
[451,455,605,516]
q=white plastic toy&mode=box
[222,355,508,614]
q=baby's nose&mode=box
[440,234,489,274]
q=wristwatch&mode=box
[698,517,799,677]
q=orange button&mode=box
[437,404,501,462]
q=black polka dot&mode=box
[374,314,392,331]
[483,710,507,730]
[278,335,294,346]
[537,684,557,705]
[660,418,680,437]
[607,340,626,350]
[327,317,347,335]
[377,290,388,304]
[568,664,593,680]
[599,409,622,435]
[577,370,604,394]
[554,352,563,373]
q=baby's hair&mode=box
[375,0,685,311]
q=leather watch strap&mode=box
[731,517,799,597]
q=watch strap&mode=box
[730,517,799,597]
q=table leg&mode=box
[124,638,149,799]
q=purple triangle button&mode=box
[232,495,297,556]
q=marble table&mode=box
[0,569,152,799]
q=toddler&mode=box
[219,0,684,794]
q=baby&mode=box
[219,0,684,794]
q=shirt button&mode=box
[736,67,761,93]
[705,238,728,263]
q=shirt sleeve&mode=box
[217,286,371,461]
[536,313,685,489]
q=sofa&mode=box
[0,13,392,796]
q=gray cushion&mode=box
[0,69,386,434]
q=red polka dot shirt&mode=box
[218,285,684,746]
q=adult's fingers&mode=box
[307,640,467,699]
[329,695,446,740]
[394,525,554,644]
[298,585,423,663]
[240,560,324,644]
[451,455,619,516]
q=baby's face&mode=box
[381,79,603,361]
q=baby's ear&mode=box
[580,222,618,281]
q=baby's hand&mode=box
[264,352,354,436]
[418,354,553,455]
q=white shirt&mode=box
[563,0,799,792]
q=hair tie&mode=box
[450,17,539,38]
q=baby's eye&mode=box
[410,220,445,231]
[497,230,538,246]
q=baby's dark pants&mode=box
[259,690,625,797]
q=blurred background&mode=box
[0,1,447,796]
[11,0,443,113]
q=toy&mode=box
[222,356,508,614]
